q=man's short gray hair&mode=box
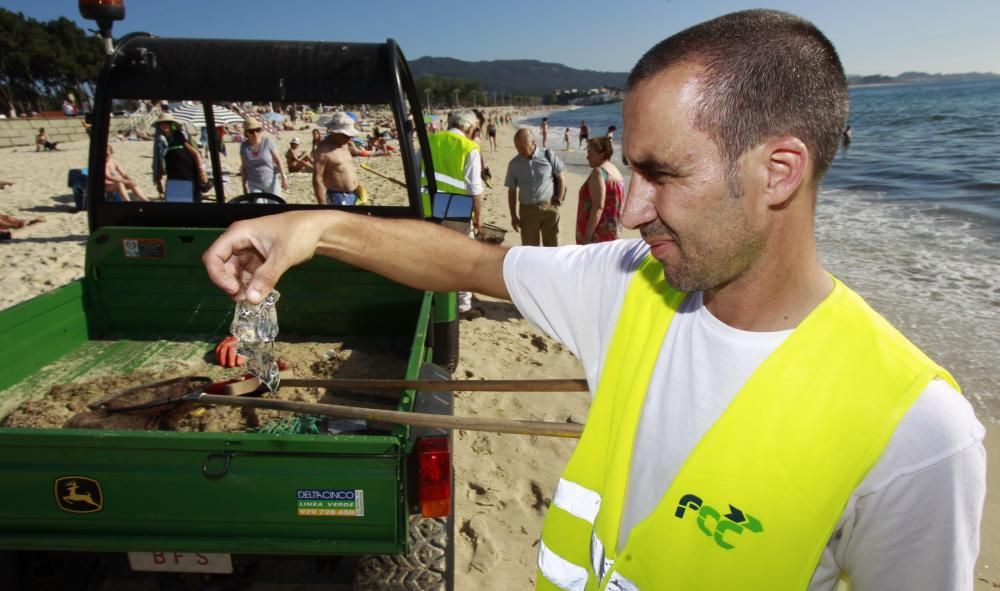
[448,110,479,133]
[627,9,849,186]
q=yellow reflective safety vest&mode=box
[421,130,478,196]
[536,255,958,591]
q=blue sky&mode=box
[6,0,999,76]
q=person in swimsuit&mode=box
[313,113,363,205]
[578,120,589,148]
[286,138,314,173]
[104,145,149,202]
[487,119,498,152]
[576,136,624,244]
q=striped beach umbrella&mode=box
[170,102,244,128]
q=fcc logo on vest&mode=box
[675,493,763,550]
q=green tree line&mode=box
[0,8,104,115]
[414,75,537,109]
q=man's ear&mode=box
[760,137,808,207]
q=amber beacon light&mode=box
[79,0,125,55]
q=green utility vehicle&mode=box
[0,3,472,588]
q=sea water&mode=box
[522,79,1000,422]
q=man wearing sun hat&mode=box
[285,136,314,173]
[313,112,364,205]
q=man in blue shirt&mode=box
[504,128,566,246]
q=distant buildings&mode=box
[552,86,623,106]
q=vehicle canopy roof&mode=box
[106,36,404,105]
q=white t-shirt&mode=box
[503,239,986,591]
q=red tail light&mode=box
[417,436,451,518]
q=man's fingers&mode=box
[245,259,285,305]
[203,238,244,296]
[204,231,267,297]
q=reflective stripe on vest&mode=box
[537,258,684,591]
[553,479,601,523]
[536,255,959,591]
[538,540,588,591]
[421,131,478,195]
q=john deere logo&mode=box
[675,493,762,550]
[54,476,103,513]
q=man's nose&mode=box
[621,174,657,230]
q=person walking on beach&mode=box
[486,118,498,152]
[576,136,624,244]
[310,128,323,156]
[579,120,589,148]
[540,117,549,148]
[313,112,363,205]
[152,113,207,201]
[563,127,571,151]
[505,128,566,246]
[203,10,984,590]
[240,118,288,197]
[421,109,485,319]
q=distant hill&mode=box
[409,57,628,96]
[848,71,1000,86]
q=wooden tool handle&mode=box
[278,378,589,392]
[197,394,583,438]
[360,163,407,187]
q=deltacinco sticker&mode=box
[122,238,165,259]
[296,489,365,517]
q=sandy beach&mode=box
[0,119,995,589]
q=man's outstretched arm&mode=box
[203,210,510,305]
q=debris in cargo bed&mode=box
[1,338,409,433]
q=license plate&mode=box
[127,551,233,574]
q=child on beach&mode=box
[36,128,59,151]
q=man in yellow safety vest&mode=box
[421,109,485,319]
[203,10,985,590]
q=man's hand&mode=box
[202,211,325,304]
[156,178,164,195]
[510,213,520,233]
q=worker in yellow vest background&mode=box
[421,109,485,319]
[203,9,986,591]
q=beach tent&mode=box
[169,102,244,128]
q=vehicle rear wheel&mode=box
[353,515,452,591]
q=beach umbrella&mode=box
[345,111,359,121]
[422,114,439,123]
[263,111,285,123]
[170,102,244,128]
